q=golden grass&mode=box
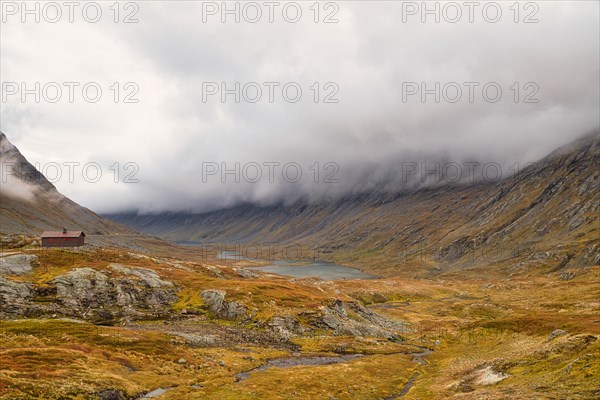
[0,247,598,399]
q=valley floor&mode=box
[0,243,598,399]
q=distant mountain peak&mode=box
[0,131,129,235]
[0,131,57,195]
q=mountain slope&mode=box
[0,132,131,236]
[108,132,600,275]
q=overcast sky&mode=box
[1,1,598,213]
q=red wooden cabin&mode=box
[41,228,85,247]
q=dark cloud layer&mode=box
[1,1,598,213]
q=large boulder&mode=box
[96,389,127,400]
[548,329,568,341]
[109,264,174,288]
[52,267,178,323]
[318,299,409,339]
[200,289,247,320]
[269,315,306,339]
[0,276,33,315]
[0,254,37,275]
[53,268,112,309]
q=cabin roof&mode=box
[41,231,85,238]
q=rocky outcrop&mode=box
[53,268,111,309]
[109,264,175,288]
[52,267,178,324]
[200,290,247,320]
[0,265,178,324]
[0,276,33,315]
[559,271,575,281]
[171,332,217,347]
[96,389,127,400]
[0,254,37,275]
[233,267,258,279]
[268,315,306,339]
[262,299,409,340]
[548,329,568,341]
[318,299,409,340]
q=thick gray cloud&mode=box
[1,1,598,213]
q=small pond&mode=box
[249,261,377,280]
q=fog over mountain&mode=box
[1,1,598,213]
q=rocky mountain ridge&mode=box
[0,132,132,236]
[108,132,600,276]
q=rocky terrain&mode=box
[0,244,598,399]
[0,247,404,340]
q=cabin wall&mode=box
[41,236,85,247]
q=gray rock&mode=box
[0,254,37,275]
[0,276,33,314]
[96,389,126,400]
[548,329,568,341]
[200,289,247,320]
[568,216,585,230]
[53,268,111,309]
[233,267,258,279]
[269,315,305,339]
[318,299,409,339]
[172,332,217,347]
[203,266,225,279]
[171,262,193,272]
[536,226,549,235]
[52,267,178,323]
[139,387,171,398]
[109,264,174,288]
[560,271,575,281]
